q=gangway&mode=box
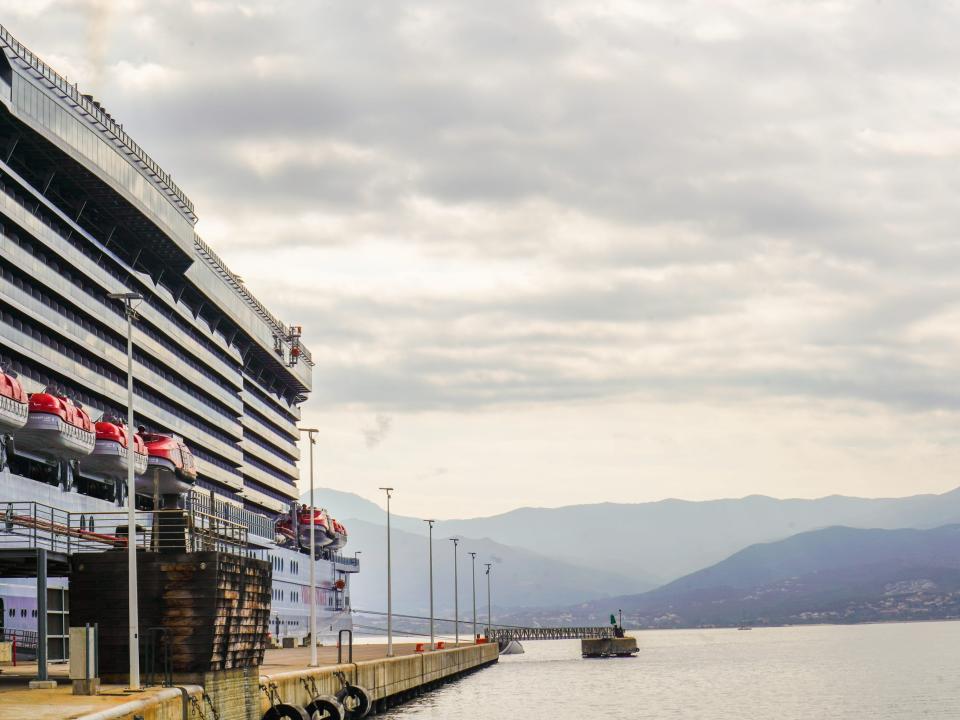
[483,626,616,642]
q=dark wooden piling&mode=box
[69,550,271,677]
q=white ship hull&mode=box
[0,469,356,650]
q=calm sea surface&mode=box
[378,623,960,719]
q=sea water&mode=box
[380,622,960,719]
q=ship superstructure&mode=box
[0,24,354,653]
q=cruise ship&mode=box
[0,24,355,660]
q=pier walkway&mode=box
[0,642,498,720]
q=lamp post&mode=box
[484,562,492,639]
[378,487,394,657]
[299,427,319,667]
[468,552,477,642]
[450,538,459,646]
[108,291,142,690]
[425,519,435,649]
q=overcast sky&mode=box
[6,1,960,517]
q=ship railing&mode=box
[187,491,274,541]
[327,552,360,569]
[0,501,249,557]
[0,23,195,218]
[193,235,315,367]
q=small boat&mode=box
[138,431,197,495]
[81,416,148,479]
[328,518,348,552]
[0,367,28,434]
[16,386,95,460]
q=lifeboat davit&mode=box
[81,417,148,479]
[328,518,348,552]
[0,367,28,434]
[16,387,95,460]
[138,432,197,495]
[275,520,297,549]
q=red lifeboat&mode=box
[0,367,28,434]
[296,506,335,550]
[81,416,148,479]
[328,518,348,552]
[16,386,95,460]
[138,432,197,495]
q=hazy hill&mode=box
[306,486,960,606]
[341,518,643,615]
[549,525,960,628]
[435,488,960,584]
[305,488,427,535]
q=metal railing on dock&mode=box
[1,501,249,556]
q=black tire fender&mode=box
[263,703,310,720]
[342,685,372,719]
[305,695,346,720]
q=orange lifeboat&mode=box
[16,386,95,460]
[81,416,148,479]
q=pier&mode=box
[0,642,499,720]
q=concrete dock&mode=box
[0,642,499,720]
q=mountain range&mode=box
[341,518,639,616]
[307,486,960,615]
[516,524,960,628]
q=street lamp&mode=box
[450,538,459,646]
[485,562,492,639]
[108,290,142,691]
[378,487,394,657]
[468,551,477,642]
[299,427,319,667]
[425,519,435,649]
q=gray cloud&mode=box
[9,0,960,419]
